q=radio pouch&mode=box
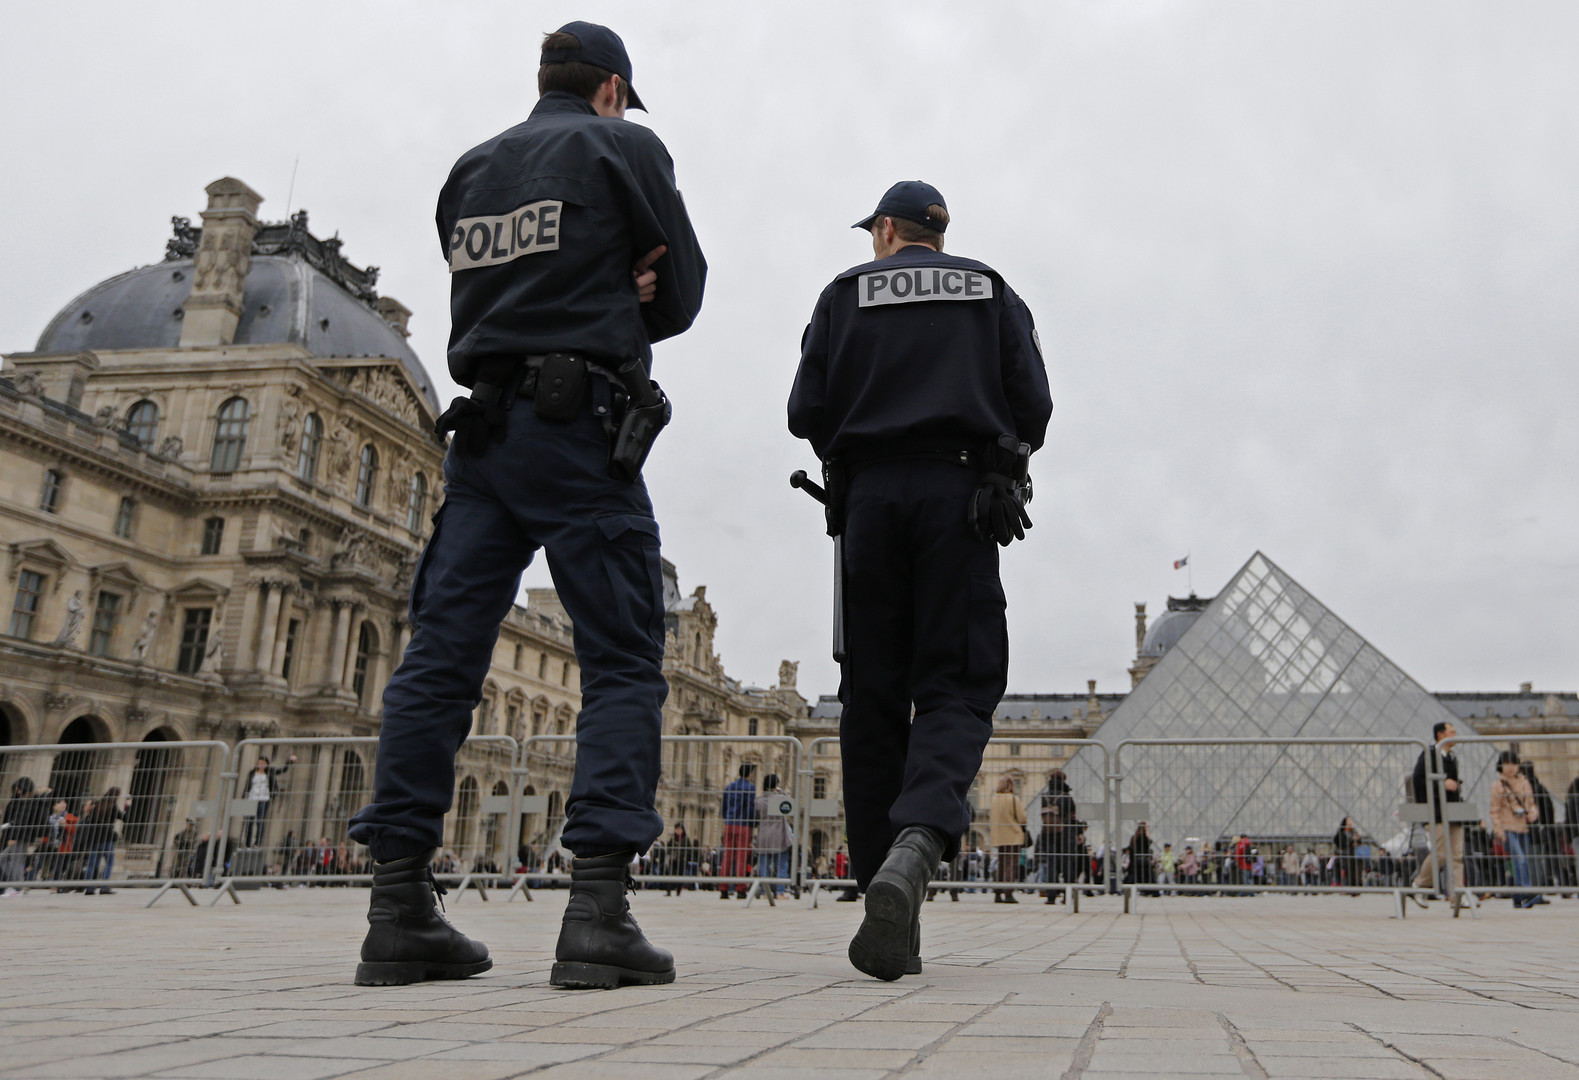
[533,352,588,422]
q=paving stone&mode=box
[1,889,1577,1079]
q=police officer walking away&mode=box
[348,21,705,990]
[788,182,1051,980]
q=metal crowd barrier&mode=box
[801,736,1114,907]
[206,735,520,904]
[1434,733,1579,913]
[1110,737,1447,917]
[0,740,228,904]
[516,734,803,904]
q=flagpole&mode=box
[1187,551,1193,595]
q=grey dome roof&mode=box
[1139,606,1204,658]
[35,214,439,411]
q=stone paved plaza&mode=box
[2,887,1577,1080]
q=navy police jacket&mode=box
[437,92,707,387]
[788,245,1052,461]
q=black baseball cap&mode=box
[541,21,646,112]
[853,181,948,232]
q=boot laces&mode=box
[426,867,460,929]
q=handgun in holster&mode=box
[608,358,672,483]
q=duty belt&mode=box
[839,439,983,476]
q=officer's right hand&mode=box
[633,245,666,302]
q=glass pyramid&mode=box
[1098,552,1459,846]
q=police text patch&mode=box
[857,268,992,307]
[448,200,562,272]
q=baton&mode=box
[790,470,845,663]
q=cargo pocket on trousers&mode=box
[963,571,1009,708]
[406,503,447,627]
[594,512,665,654]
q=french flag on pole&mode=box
[1173,556,1189,570]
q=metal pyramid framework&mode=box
[1099,552,1459,845]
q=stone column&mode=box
[305,744,334,845]
[254,583,284,671]
[340,607,364,688]
[325,601,349,689]
[269,588,296,676]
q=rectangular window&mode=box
[113,497,136,539]
[200,516,224,555]
[537,653,547,680]
[813,776,828,800]
[176,607,211,674]
[89,591,121,656]
[561,660,570,686]
[280,618,300,681]
[513,642,523,670]
[39,470,62,513]
[1009,742,1021,756]
[9,570,45,639]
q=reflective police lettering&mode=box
[857,268,993,307]
[448,199,563,272]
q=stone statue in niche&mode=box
[278,389,302,454]
[52,590,86,648]
[132,609,159,661]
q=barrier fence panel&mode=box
[1445,733,1579,906]
[0,741,228,890]
[517,734,802,894]
[212,735,520,887]
[802,736,1112,904]
[1111,737,1438,905]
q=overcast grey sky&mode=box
[2,2,1574,701]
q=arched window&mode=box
[407,472,427,532]
[354,444,378,507]
[352,621,376,703]
[209,397,249,473]
[297,412,323,481]
[125,400,159,446]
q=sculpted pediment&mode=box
[318,358,436,431]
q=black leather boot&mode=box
[849,826,944,981]
[354,849,491,986]
[551,852,675,989]
[905,916,923,975]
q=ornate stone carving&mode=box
[124,703,150,726]
[43,690,73,712]
[778,660,798,690]
[336,367,421,427]
[333,530,375,571]
[93,405,117,429]
[156,435,184,459]
[13,371,43,397]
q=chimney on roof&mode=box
[179,177,263,347]
[1134,602,1147,654]
[376,296,412,337]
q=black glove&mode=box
[969,472,1033,546]
[433,396,503,458]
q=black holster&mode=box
[821,460,849,538]
[608,359,672,483]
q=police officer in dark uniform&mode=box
[348,21,705,990]
[788,181,1051,981]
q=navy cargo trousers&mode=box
[839,459,1007,890]
[348,399,668,863]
